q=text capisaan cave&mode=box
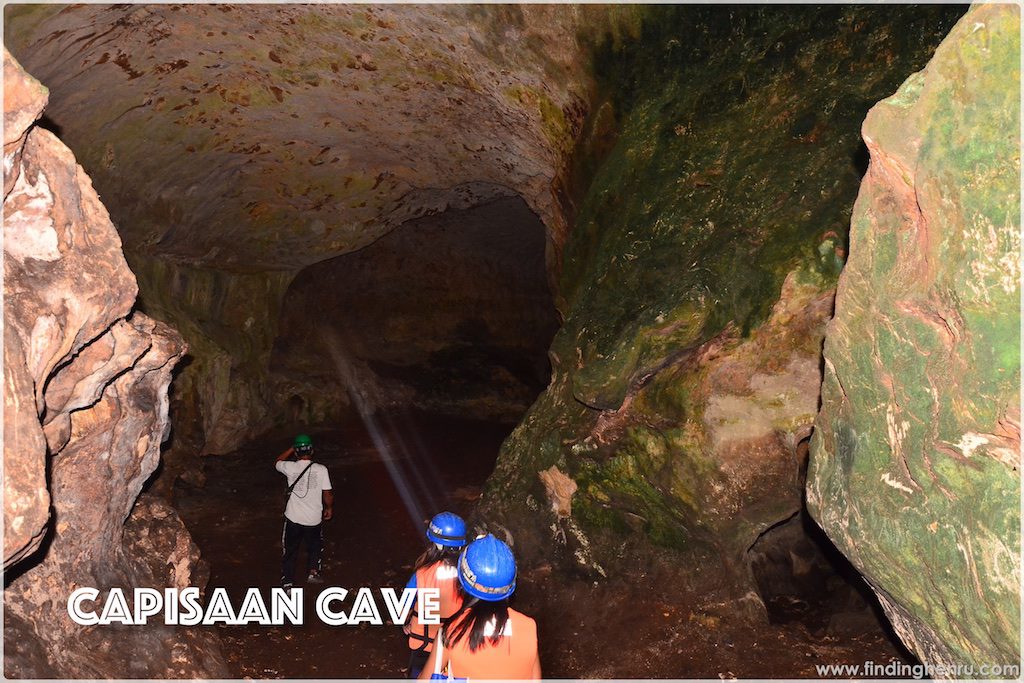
[67,586,441,626]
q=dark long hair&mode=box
[443,583,510,653]
[413,543,460,573]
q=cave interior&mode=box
[4,2,1014,680]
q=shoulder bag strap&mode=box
[433,629,445,677]
[286,462,314,496]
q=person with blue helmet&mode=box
[419,534,540,680]
[403,512,467,678]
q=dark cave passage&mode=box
[270,194,559,429]
[171,186,916,679]
[172,196,565,677]
[174,415,916,680]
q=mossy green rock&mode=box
[485,5,963,583]
[807,4,1020,668]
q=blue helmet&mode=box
[426,512,466,548]
[458,534,516,602]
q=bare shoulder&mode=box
[511,609,537,632]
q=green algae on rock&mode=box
[807,3,1020,668]
[483,4,964,592]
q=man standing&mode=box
[276,434,334,588]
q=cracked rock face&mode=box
[2,46,52,569]
[807,4,1020,668]
[2,48,226,678]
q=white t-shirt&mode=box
[276,460,332,526]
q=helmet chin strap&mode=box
[434,542,443,551]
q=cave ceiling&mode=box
[4,4,596,271]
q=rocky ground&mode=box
[175,410,913,679]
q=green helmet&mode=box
[294,434,313,450]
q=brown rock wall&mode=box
[2,48,226,678]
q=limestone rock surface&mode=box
[2,48,226,678]
[481,5,963,593]
[4,4,593,269]
[4,4,602,455]
[2,46,51,568]
[807,4,1020,668]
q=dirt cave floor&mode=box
[174,410,914,679]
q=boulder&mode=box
[808,4,1020,668]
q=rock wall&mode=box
[807,4,1020,668]
[3,4,609,457]
[2,49,226,678]
[481,5,963,595]
[129,259,293,457]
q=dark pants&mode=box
[408,649,430,679]
[281,518,322,584]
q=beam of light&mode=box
[320,326,436,531]
[378,408,448,509]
